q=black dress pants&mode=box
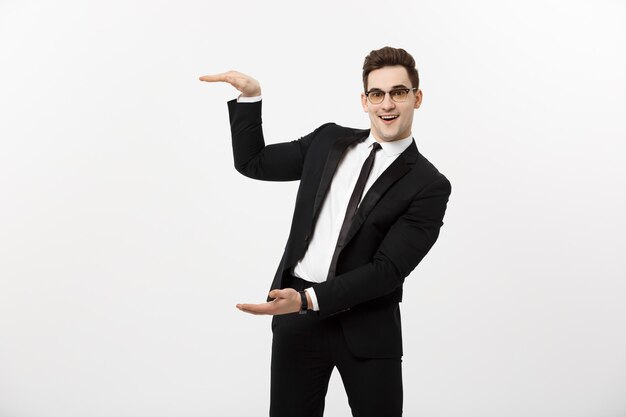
[269,277,403,417]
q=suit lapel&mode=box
[343,141,418,245]
[311,131,368,222]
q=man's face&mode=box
[361,65,422,142]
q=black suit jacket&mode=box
[228,99,451,358]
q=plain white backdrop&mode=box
[1,0,625,416]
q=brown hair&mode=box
[362,46,419,91]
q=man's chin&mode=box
[378,131,399,142]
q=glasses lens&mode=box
[368,91,384,104]
[390,89,408,102]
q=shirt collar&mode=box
[364,134,413,157]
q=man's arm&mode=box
[313,176,451,316]
[226,99,330,181]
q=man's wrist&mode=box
[237,94,262,103]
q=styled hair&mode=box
[362,46,420,91]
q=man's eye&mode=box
[370,92,384,98]
[390,90,405,97]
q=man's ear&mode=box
[414,89,423,110]
[361,92,369,112]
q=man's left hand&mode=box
[236,289,301,315]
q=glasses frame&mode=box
[364,87,418,104]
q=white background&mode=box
[1,1,625,416]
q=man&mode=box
[200,46,451,417]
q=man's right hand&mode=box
[199,70,261,97]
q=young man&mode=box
[200,46,451,417]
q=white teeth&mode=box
[381,115,397,120]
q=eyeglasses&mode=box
[364,88,418,104]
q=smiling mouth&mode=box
[379,115,398,123]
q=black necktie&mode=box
[327,142,382,279]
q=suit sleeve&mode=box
[227,99,331,181]
[312,176,452,317]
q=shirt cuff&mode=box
[304,288,320,311]
[237,95,262,103]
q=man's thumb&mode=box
[268,289,282,299]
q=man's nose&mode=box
[381,93,396,109]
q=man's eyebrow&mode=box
[368,84,410,91]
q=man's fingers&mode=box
[199,71,243,85]
[198,73,228,82]
[236,302,274,315]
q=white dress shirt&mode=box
[237,95,413,311]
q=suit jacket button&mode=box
[304,234,310,241]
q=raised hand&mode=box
[199,70,261,97]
